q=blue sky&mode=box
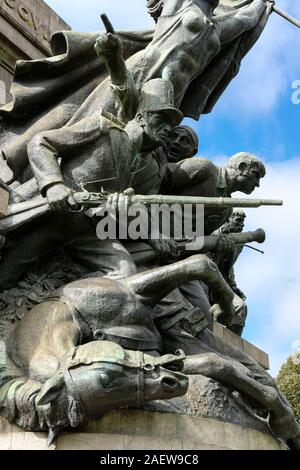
[45,0,300,375]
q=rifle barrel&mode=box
[4,193,284,216]
[180,229,266,254]
[128,195,283,208]
[127,229,266,265]
[0,191,283,235]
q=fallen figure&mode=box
[1,254,299,449]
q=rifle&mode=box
[126,229,266,265]
[0,191,283,236]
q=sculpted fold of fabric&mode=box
[0,0,272,180]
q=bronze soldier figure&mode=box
[0,32,183,291]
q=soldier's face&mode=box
[145,112,172,148]
[168,129,196,163]
[239,167,261,194]
[228,215,245,233]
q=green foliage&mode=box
[277,353,300,420]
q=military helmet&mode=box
[138,78,183,127]
[173,125,199,153]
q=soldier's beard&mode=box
[141,130,166,152]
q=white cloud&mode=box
[231,158,300,375]
[45,0,153,31]
[215,0,300,116]
[206,156,300,376]
[45,1,300,117]
[291,340,300,351]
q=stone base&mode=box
[0,411,286,451]
[214,323,270,370]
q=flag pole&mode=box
[273,5,300,29]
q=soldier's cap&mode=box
[138,78,183,127]
[231,209,247,218]
[172,125,199,152]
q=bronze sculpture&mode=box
[1,256,299,447]
[211,210,248,335]
[0,0,273,182]
[0,0,300,451]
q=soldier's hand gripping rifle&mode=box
[0,191,283,236]
[126,229,266,265]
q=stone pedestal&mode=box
[0,411,286,451]
[214,323,270,370]
[0,0,70,105]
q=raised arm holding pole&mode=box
[272,2,300,29]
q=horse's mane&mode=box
[0,250,89,340]
[0,358,82,434]
[0,360,41,428]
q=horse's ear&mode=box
[36,373,65,406]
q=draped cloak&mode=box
[0,0,272,180]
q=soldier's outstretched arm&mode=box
[95,31,138,122]
[95,32,126,87]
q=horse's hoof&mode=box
[286,435,300,450]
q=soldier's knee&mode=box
[106,261,137,279]
[207,353,227,375]
[190,254,216,273]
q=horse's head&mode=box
[36,341,188,444]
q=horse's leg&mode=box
[124,254,234,322]
[124,258,300,444]
[183,353,300,441]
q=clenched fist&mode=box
[46,183,77,214]
[94,33,123,60]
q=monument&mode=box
[0,0,70,105]
[0,0,299,451]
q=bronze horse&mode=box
[1,254,300,448]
